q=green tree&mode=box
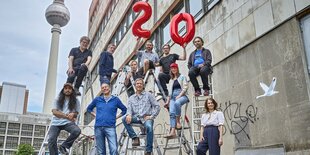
[16,144,35,155]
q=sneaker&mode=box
[132,137,140,146]
[204,89,209,96]
[145,152,152,155]
[74,88,81,96]
[194,90,202,96]
[58,145,68,155]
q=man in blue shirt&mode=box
[67,36,92,96]
[99,43,118,85]
[48,83,81,155]
[188,36,212,96]
[87,83,127,155]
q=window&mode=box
[301,14,310,73]
[0,122,6,135]
[7,123,19,136]
[189,0,203,19]
[162,19,170,45]
[6,137,18,149]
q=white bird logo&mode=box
[256,77,279,99]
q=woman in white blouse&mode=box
[196,98,224,155]
[163,63,189,138]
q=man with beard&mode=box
[188,36,212,96]
[136,40,159,76]
[124,60,142,96]
[48,83,81,155]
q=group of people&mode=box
[47,35,225,155]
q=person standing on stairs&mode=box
[188,36,212,96]
[163,63,189,138]
[196,98,224,155]
[87,82,127,155]
[66,36,92,96]
[48,83,81,155]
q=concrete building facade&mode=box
[80,0,310,154]
[0,82,29,114]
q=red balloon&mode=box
[170,13,195,47]
[132,1,152,39]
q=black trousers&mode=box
[66,65,88,89]
[158,72,170,96]
[196,126,220,155]
[188,66,211,91]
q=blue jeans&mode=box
[169,89,189,128]
[48,122,81,155]
[122,116,154,153]
[95,126,118,155]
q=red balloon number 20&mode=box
[132,1,195,47]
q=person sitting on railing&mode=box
[87,82,127,155]
[66,36,92,96]
[158,44,187,97]
[48,83,81,155]
[188,36,212,96]
[99,43,118,85]
[163,63,189,138]
[122,78,160,155]
[136,40,160,76]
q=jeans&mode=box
[48,122,81,155]
[169,89,189,128]
[158,72,170,96]
[95,126,118,155]
[67,65,88,89]
[122,116,154,152]
[188,66,211,91]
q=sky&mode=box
[0,0,92,113]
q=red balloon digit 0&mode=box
[132,1,152,39]
[170,13,195,47]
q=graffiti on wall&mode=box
[218,101,259,144]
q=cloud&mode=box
[0,0,91,113]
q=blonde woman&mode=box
[196,98,224,155]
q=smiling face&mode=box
[80,39,89,51]
[171,67,178,75]
[205,98,217,112]
[101,83,111,96]
[134,79,144,92]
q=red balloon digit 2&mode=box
[132,1,152,39]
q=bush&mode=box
[16,144,35,155]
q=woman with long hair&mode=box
[196,98,224,155]
[164,63,189,138]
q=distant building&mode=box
[0,82,53,154]
[0,82,29,114]
[0,112,51,155]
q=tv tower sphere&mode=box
[45,0,70,27]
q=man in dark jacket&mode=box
[99,43,117,84]
[188,36,212,96]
